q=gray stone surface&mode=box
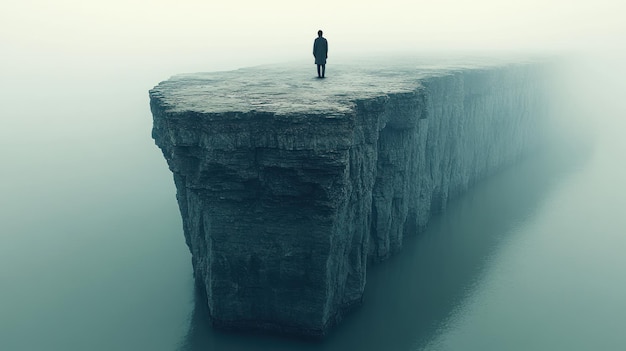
[150,57,551,337]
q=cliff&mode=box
[150,58,551,337]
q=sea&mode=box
[1,54,625,350]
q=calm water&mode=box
[1,58,625,350]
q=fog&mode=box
[2,1,626,350]
[3,0,626,71]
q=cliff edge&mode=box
[150,58,551,337]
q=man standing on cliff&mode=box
[313,30,328,78]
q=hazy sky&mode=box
[3,0,625,72]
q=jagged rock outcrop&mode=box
[150,58,550,337]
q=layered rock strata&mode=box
[150,59,550,337]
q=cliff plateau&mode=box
[150,58,551,337]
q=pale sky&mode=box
[3,0,625,72]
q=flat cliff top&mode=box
[150,56,539,116]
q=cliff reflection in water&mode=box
[179,143,588,351]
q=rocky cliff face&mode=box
[150,59,550,337]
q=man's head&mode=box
[318,30,323,37]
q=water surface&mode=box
[1,59,625,351]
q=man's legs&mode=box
[317,64,321,78]
[321,64,325,78]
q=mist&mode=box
[2,0,626,350]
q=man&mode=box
[313,30,328,78]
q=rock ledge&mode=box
[150,58,550,337]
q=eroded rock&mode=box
[150,58,551,337]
